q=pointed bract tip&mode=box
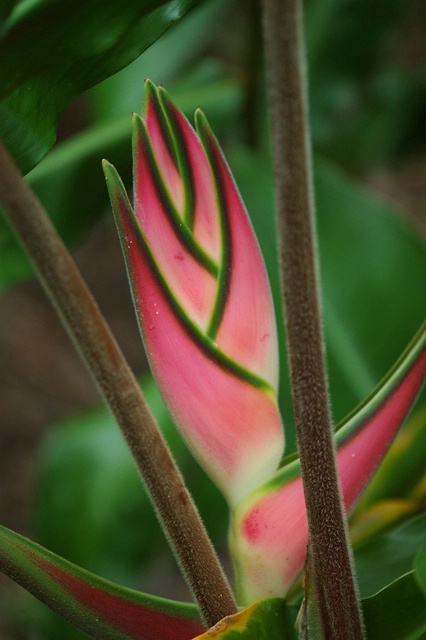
[132,111,144,127]
[102,160,121,182]
[194,108,212,138]
[157,84,174,112]
[102,159,116,180]
[101,163,129,207]
[194,106,206,122]
[142,78,159,114]
[144,77,156,91]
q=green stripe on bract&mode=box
[335,319,426,443]
[125,201,273,393]
[104,159,273,393]
[194,109,231,341]
[133,113,218,278]
[157,86,195,229]
[143,80,180,172]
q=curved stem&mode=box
[261,0,365,637]
[0,140,237,629]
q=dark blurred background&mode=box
[1,0,426,637]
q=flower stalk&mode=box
[0,140,237,628]
[261,0,365,636]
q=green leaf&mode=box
[415,545,426,599]
[0,66,243,291]
[354,513,426,598]
[0,115,132,290]
[362,572,426,640]
[191,599,298,640]
[0,525,203,640]
[0,0,203,173]
[350,498,425,549]
[87,1,229,123]
[315,159,426,424]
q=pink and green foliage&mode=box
[1,517,299,638]
[103,80,284,507]
[0,525,203,640]
[230,322,426,603]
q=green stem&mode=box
[261,0,365,637]
[0,140,237,629]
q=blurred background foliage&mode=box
[1,0,426,638]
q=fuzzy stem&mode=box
[261,0,365,637]
[0,140,237,628]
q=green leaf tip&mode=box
[192,598,295,639]
[194,107,211,136]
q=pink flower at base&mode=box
[231,325,426,603]
[103,81,284,506]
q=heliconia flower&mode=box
[103,80,284,506]
[230,322,426,604]
[0,525,204,640]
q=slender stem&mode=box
[0,141,237,628]
[261,0,364,637]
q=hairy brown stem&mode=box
[0,140,237,628]
[261,0,365,637]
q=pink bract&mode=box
[104,81,284,505]
[231,331,426,602]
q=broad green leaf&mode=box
[362,572,426,640]
[0,64,242,291]
[0,525,203,640]
[87,1,228,123]
[354,513,426,598]
[0,0,203,172]
[350,498,424,548]
[0,115,131,289]
[414,544,426,599]
[315,160,426,424]
[191,599,298,640]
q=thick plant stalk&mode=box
[0,140,237,629]
[261,0,365,638]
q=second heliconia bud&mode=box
[103,80,284,506]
